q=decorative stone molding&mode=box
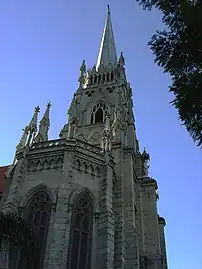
[76,131,88,142]
[88,131,102,145]
[68,187,99,213]
[75,140,102,155]
[19,183,57,208]
[27,156,63,172]
[31,138,66,150]
[74,158,100,177]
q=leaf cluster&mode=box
[137,0,202,146]
[0,211,40,265]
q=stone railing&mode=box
[31,138,66,149]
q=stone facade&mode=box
[0,6,168,269]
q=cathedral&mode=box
[0,6,168,269]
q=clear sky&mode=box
[0,1,201,268]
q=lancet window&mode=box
[19,191,52,269]
[90,102,108,124]
[66,191,94,269]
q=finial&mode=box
[47,101,52,109]
[35,105,40,113]
[107,5,111,14]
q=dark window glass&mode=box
[95,108,103,123]
[19,191,52,269]
[67,192,93,269]
[91,113,94,124]
[107,72,110,82]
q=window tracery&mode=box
[67,191,94,269]
[91,102,108,124]
[19,191,52,269]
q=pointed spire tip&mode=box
[107,5,110,14]
[96,5,117,69]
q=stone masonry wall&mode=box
[123,150,140,269]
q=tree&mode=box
[136,0,202,147]
[0,211,39,267]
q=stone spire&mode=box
[34,102,51,143]
[96,5,117,70]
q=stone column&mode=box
[142,178,161,268]
[123,149,140,269]
[113,150,125,269]
[96,152,115,269]
[158,217,168,269]
[113,176,125,269]
[47,151,74,269]
[135,181,145,255]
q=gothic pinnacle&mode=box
[34,102,51,143]
[27,106,40,134]
[16,105,40,150]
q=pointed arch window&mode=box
[66,191,94,269]
[91,102,108,124]
[19,191,52,269]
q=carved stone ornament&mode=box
[27,156,63,172]
[141,148,150,177]
[76,132,88,142]
[74,158,100,177]
[88,131,102,145]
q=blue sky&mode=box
[0,1,201,268]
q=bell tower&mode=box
[60,5,139,153]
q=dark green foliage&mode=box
[136,0,202,146]
[0,211,39,265]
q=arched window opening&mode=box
[111,72,114,80]
[98,74,101,83]
[67,191,94,269]
[94,75,97,84]
[95,108,103,123]
[91,113,94,124]
[102,73,105,82]
[19,191,52,269]
[89,76,93,85]
[90,103,108,124]
[107,72,110,82]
